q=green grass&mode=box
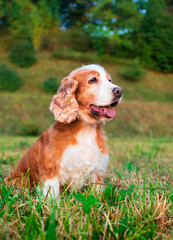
[0,50,173,238]
[0,136,173,239]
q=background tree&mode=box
[136,0,173,72]
[0,0,172,72]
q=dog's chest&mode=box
[59,126,109,187]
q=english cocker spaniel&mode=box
[6,64,123,197]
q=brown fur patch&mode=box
[50,77,79,124]
[7,120,83,186]
[106,73,111,81]
[95,126,108,154]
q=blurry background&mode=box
[0,0,173,137]
[1,2,173,238]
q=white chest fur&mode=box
[59,125,109,189]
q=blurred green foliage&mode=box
[0,64,22,91]
[43,77,60,92]
[9,41,37,67]
[0,0,173,72]
[120,59,146,82]
[20,120,40,136]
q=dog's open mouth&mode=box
[90,100,119,119]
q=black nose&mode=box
[112,87,123,98]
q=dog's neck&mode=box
[77,111,106,125]
[76,118,104,128]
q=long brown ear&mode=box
[49,76,78,124]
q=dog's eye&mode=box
[88,77,97,84]
[109,79,112,83]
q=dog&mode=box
[6,64,123,198]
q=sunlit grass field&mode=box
[0,136,173,239]
[0,50,173,239]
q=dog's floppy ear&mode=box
[49,76,78,124]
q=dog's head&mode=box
[50,64,123,124]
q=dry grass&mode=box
[0,50,173,239]
[0,93,173,137]
[0,51,173,136]
[0,136,173,239]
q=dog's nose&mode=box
[112,87,123,98]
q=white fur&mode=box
[43,177,60,198]
[69,64,121,108]
[59,125,109,189]
[119,95,123,103]
[81,64,106,75]
[81,64,119,106]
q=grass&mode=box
[0,49,173,238]
[0,50,173,136]
[0,136,173,239]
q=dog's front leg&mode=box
[42,176,60,199]
[90,176,104,192]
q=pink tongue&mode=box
[92,105,116,118]
[103,107,116,118]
